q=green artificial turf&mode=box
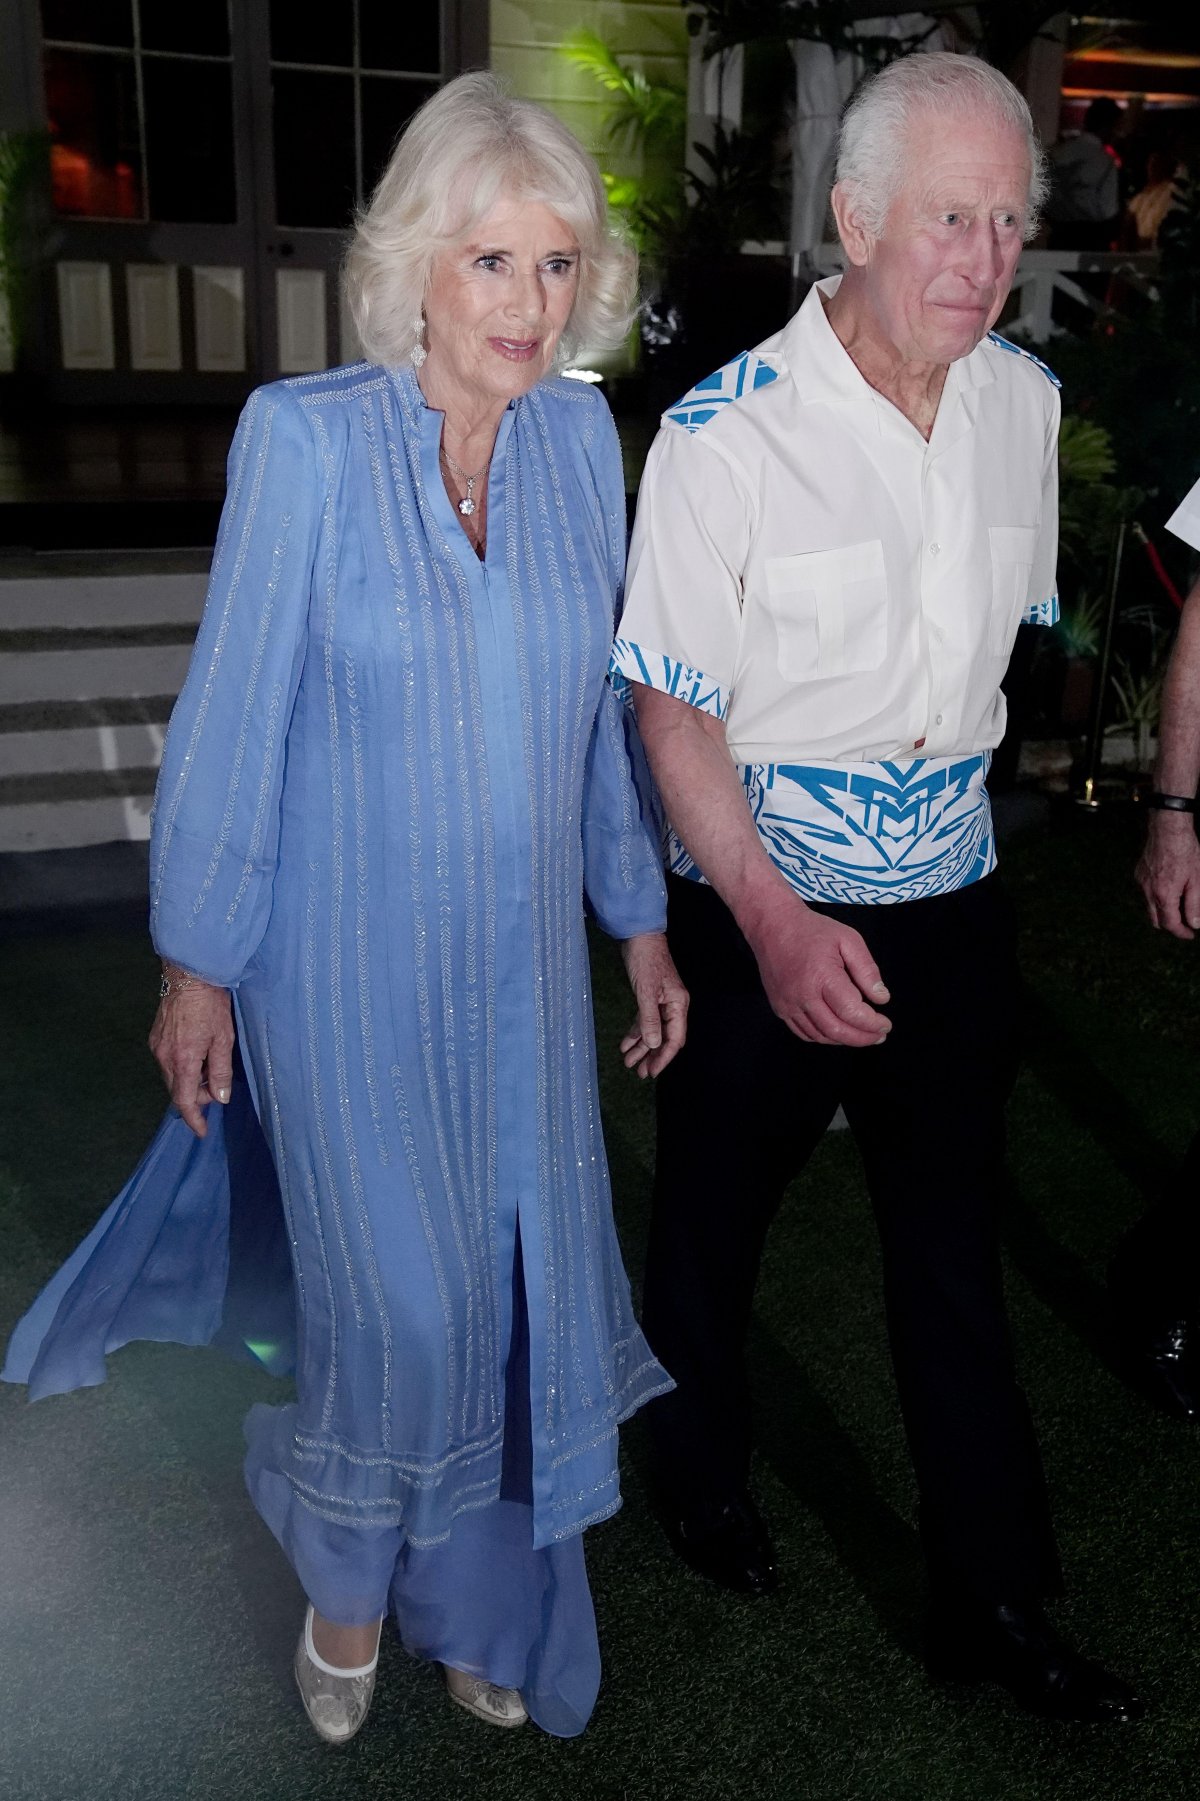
[2,802,1200,1801]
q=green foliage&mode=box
[1046,318,1200,535]
[1109,647,1166,739]
[562,29,780,266]
[560,32,687,258]
[562,31,687,155]
[0,130,48,360]
[1058,414,1116,487]
[1054,591,1104,660]
[1053,414,1137,610]
[682,121,782,256]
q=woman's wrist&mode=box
[158,961,221,1001]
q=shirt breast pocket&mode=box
[988,525,1039,655]
[765,540,888,682]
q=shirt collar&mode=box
[782,273,996,409]
[388,361,523,431]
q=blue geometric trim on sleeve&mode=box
[608,639,729,720]
[663,350,779,435]
[986,332,1062,388]
[1022,592,1060,627]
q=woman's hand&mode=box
[619,932,688,1079]
[148,970,235,1139]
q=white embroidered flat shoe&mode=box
[443,1663,528,1728]
[294,1606,378,1745]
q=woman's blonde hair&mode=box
[345,71,637,368]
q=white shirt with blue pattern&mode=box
[612,276,1061,906]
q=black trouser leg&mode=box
[642,873,1060,1604]
[838,878,1060,1604]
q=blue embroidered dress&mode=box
[4,363,670,1735]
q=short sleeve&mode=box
[149,385,320,986]
[610,425,752,719]
[1167,477,1200,553]
[1022,384,1061,627]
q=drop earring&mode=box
[410,318,427,369]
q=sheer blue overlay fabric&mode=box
[3,364,671,1735]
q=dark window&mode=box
[138,0,231,57]
[143,58,236,222]
[360,0,440,75]
[269,3,353,67]
[361,77,438,198]
[40,0,133,47]
[44,46,143,218]
[273,70,356,227]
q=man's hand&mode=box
[746,889,891,1047]
[1136,813,1200,939]
[149,978,235,1137]
[619,931,689,1078]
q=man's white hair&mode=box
[345,71,636,369]
[835,51,1049,241]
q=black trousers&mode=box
[642,872,1062,1606]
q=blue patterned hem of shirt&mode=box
[607,641,1005,906]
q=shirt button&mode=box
[929,542,941,557]
[936,712,944,724]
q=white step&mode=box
[0,644,193,706]
[0,572,206,629]
[0,795,153,853]
[0,721,166,778]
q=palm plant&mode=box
[560,32,687,257]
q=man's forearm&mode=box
[632,684,801,948]
[1154,576,1200,797]
[631,682,892,1043]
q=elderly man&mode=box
[614,52,1141,1723]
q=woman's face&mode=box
[422,196,581,409]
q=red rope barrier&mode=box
[1133,523,1185,610]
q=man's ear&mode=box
[830,181,873,267]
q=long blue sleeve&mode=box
[580,400,667,939]
[149,385,320,987]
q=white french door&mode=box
[30,0,469,400]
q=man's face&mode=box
[859,109,1031,366]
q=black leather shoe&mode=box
[926,1601,1144,1723]
[1119,1316,1200,1420]
[664,1493,779,1596]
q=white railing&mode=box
[740,244,1161,344]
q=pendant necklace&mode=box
[440,445,487,517]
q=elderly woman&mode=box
[4,73,686,1743]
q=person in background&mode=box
[614,50,1143,1726]
[1126,475,1200,1418]
[1122,148,1183,250]
[1047,96,1122,251]
[3,73,686,1747]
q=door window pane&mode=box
[44,47,143,218]
[40,0,133,47]
[269,3,352,67]
[143,59,236,222]
[138,0,231,57]
[361,77,438,199]
[360,1,440,75]
[273,71,355,227]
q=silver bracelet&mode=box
[159,963,209,1001]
